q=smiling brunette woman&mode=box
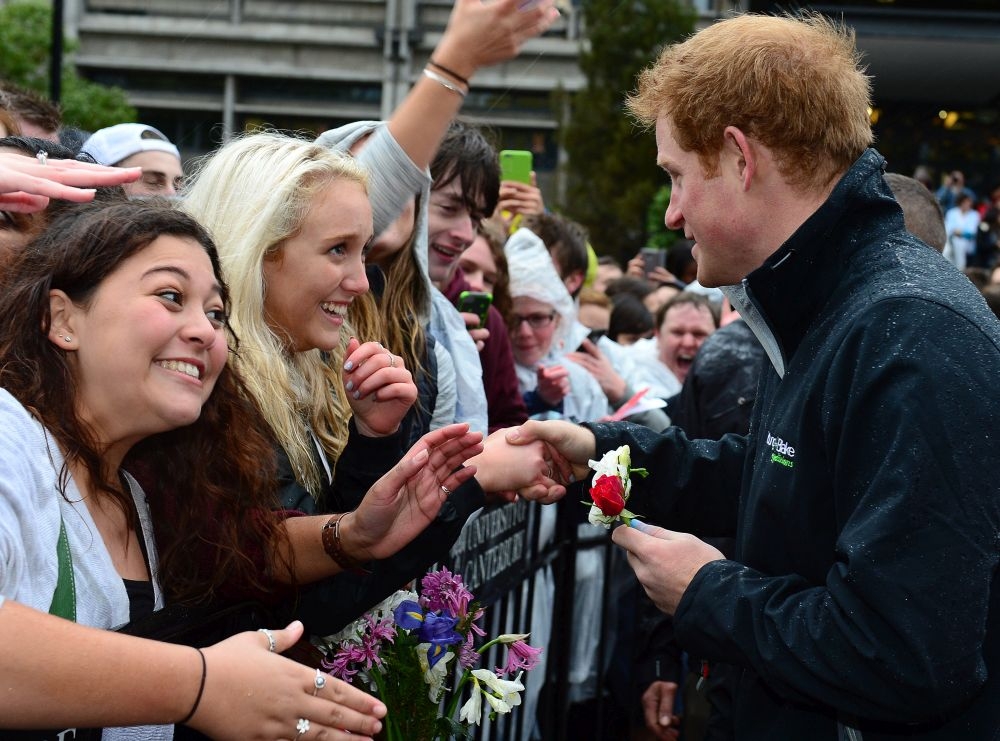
[0,199,484,740]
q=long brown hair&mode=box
[0,199,287,602]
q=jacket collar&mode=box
[724,149,904,375]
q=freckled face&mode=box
[262,179,373,353]
[656,116,750,287]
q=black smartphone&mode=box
[457,290,493,328]
[640,247,666,277]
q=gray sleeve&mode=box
[355,127,430,236]
[429,340,457,430]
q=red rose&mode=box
[590,474,625,516]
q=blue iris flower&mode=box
[393,601,463,668]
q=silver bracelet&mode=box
[422,68,467,98]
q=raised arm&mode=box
[386,0,558,172]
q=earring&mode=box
[62,335,72,342]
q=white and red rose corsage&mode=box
[583,444,647,528]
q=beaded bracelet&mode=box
[423,68,467,98]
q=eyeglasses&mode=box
[511,312,557,329]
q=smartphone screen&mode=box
[500,150,533,185]
[457,290,493,328]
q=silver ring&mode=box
[258,627,276,653]
[440,484,452,496]
[386,352,396,368]
[546,464,553,479]
[294,718,310,740]
[36,150,48,166]
[313,668,327,696]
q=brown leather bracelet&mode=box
[321,512,369,573]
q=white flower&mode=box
[459,675,484,726]
[417,643,454,702]
[495,633,530,644]
[471,669,525,716]
[588,504,616,529]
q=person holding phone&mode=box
[496,149,546,232]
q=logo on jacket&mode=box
[765,431,795,468]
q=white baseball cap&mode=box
[82,123,180,166]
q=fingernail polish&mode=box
[353,390,361,400]
[344,360,354,371]
[345,380,354,391]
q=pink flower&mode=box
[323,642,361,681]
[459,631,481,669]
[499,640,543,675]
[420,567,475,616]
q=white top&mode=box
[0,388,170,740]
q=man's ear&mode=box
[564,270,585,298]
[47,289,80,350]
[723,126,756,191]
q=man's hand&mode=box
[505,419,596,502]
[566,339,627,405]
[613,523,725,615]
[641,681,681,741]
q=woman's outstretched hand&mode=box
[192,620,386,740]
[0,152,141,212]
[345,423,484,560]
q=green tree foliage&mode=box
[0,0,136,132]
[559,0,694,263]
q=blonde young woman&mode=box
[182,133,552,633]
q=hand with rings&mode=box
[341,337,417,438]
[185,620,386,740]
[0,151,143,214]
[343,423,483,562]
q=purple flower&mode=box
[323,642,361,681]
[420,567,474,616]
[419,612,463,668]
[499,641,543,675]
[459,631,480,669]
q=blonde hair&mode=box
[628,13,873,191]
[183,131,369,498]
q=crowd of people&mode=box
[2,5,998,741]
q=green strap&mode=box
[48,516,77,622]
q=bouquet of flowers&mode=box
[315,568,542,741]
[584,444,647,527]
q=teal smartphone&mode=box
[499,150,533,185]
[457,290,493,328]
